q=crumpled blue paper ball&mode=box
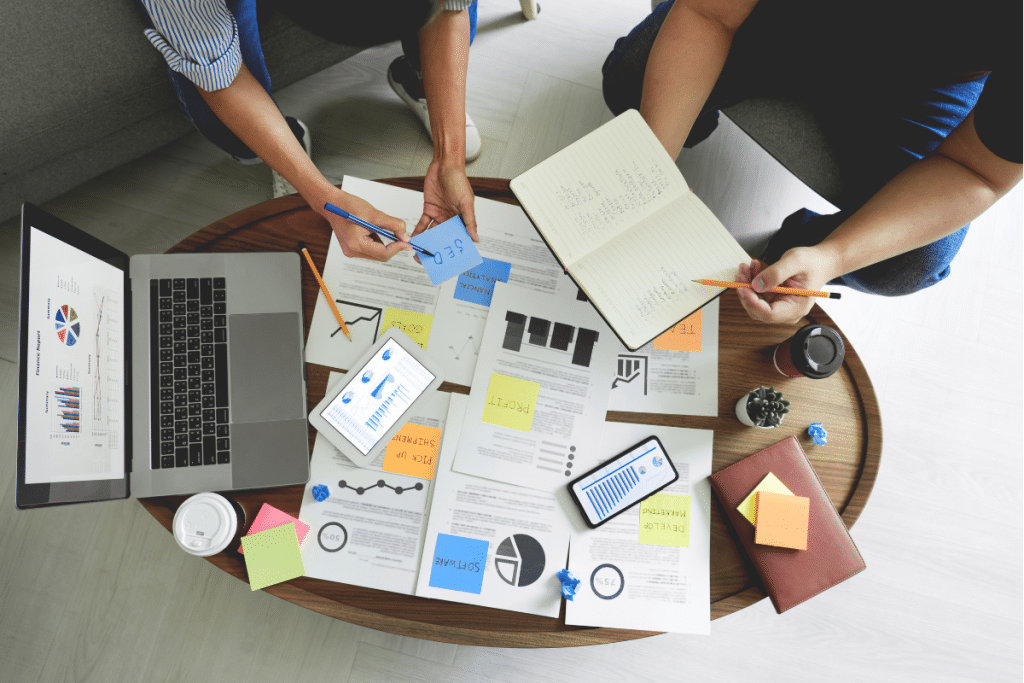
[312,484,330,502]
[808,422,828,446]
[556,568,580,601]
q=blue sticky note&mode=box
[409,216,483,286]
[428,533,488,594]
[454,258,512,307]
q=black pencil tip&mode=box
[830,292,842,299]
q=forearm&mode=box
[418,9,470,168]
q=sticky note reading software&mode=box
[383,423,443,479]
[639,492,692,548]
[381,307,434,350]
[653,310,702,352]
[409,216,483,286]
[481,373,540,433]
[428,533,489,594]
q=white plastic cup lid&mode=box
[172,492,238,557]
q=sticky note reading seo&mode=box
[653,310,702,352]
[639,493,692,548]
[380,307,433,349]
[240,522,306,591]
[736,472,794,525]
[409,216,483,286]
[428,533,488,594]
[382,423,443,479]
[454,258,512,307]
[481,373,540,433]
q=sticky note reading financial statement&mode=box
[737,472,794,525]
[454,258,512,307]
[381,307,434,349]
[409,216,483,286]
[639,492,692,548]
[240,522,305,591]
[481,373,540,432]
[383,423,443,479]
[428,533,488,594]
[653,310,702,352]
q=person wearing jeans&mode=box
[602,0,1021,323]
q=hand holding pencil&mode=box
[729,255,840,326]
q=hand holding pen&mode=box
[319,190,414,262]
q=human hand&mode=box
[318,188,412,262]
[735,247,839,324]
[415,161,478,242]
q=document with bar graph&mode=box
[452,282,619,494]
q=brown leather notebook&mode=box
[709,436,866,613]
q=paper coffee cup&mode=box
[773,324,845,379]
[172,492,241,557]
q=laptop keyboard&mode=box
[149,277,230,470]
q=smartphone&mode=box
[568,436,678,528]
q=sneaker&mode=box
[387,56,482,163]
[272,117,312,198]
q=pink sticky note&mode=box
[238,503,311,554]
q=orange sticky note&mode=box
[754,491,809,550]
[382,423,443,479]
[653,310,702,352]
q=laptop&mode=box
[16,203,310,508]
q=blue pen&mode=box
[323,202,434,258]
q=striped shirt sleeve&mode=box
[140,0,242,92]
[442,0,474,10]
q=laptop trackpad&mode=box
[228,312,305,424]
[231,419,310,490]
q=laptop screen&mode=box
[21,224,127,489]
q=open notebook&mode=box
[510,109,750,350]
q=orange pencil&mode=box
[692,279,841,300]
[301,247,352,341]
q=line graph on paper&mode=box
[92,286,122,449]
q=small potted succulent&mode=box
[736,386,791,428]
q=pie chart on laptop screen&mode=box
[494,534,545,587]
[55,305,80,346]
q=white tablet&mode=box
[309,328,445,466]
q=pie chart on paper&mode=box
[55,305,80,346]
[494,534,546,587]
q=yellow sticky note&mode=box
[481,373,539,433]
[383,423,443,479]
[240,522,305,591]
[653,310,702,352]
[736,472,794,525]
[381,307,433,349]
[639,493,691,548]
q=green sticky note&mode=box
[481,373,540,432]
[240,522,305,591]
[736,472,794,526]
[639,493,691,548]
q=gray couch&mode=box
[0,2,363,222]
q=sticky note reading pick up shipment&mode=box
[380,307,433,349]
[383,423,443,479]
[409,216,483,286]
[481,373,540,433]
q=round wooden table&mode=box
[140,178,882,647]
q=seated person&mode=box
[602,0,1021,323]
[137,0,481,262]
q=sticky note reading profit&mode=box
[240,522,306,590]
[481,373,540,433]
[754,491,810,550]
[428,533,489,594]
[409,216,483,286]
[238,503,311,554]
[381,307,434,349]
[383,423,443,479]
[737,472,794,525]
[639,492,692,548]
[653,310,702,352]
[454,258,512,307]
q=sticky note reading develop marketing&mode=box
[737,472,794,525]
[410,216,483,286]
[454,258,512,307]
[481,373,540,433]
[238,503,311,554]
[639,493,692,548]
[383,423,443,479]
[754,491,809,550]
[381,307,433,349]
[428,533,489,594]
[653,310,702,352]
[240,522,306,591]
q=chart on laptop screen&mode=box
[23,228,125,484]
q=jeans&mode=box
[138,0,478,163]
[602,0,986,296]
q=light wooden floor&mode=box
[1,2,1021,681]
